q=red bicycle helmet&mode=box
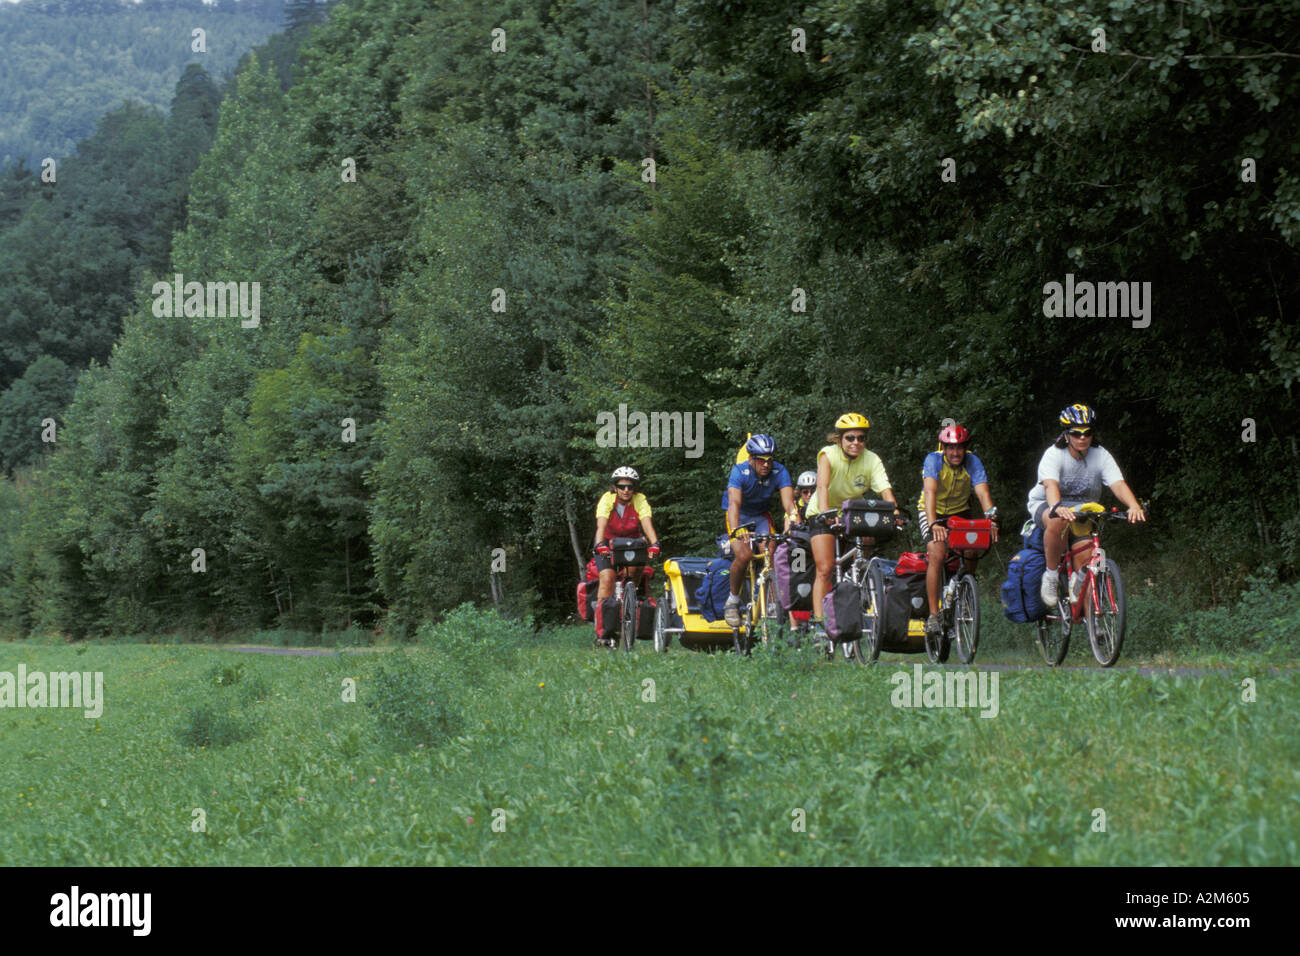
[938,424,971,445]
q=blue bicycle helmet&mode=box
[745,434,776,456]
[1059,404,1096,428]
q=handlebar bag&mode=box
[946,516,993,555]
[609,537,649,567]
[840,499,896,540]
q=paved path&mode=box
[201,645,390,657]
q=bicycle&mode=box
[923,514,996,665]
[817,499,903,664]
[726,523,786,655]
[1035,502,1143,667]
[596,538,656,653]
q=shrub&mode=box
[1173,572,1300,654]
[179,702,259,749]
[416,602,527,685]
[366,653,463,750]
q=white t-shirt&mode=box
[1026,444,1124,517]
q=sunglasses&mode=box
[615,483,636,490]
[842,433,866,443]
[1068,429,1092,438]
[751,456,774,464]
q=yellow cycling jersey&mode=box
[805,444,890,517]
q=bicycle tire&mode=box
[1035,585,1071,665]
[620,581,637,652]
[1085,559,1126,666]
[861,560,887,662]
[757,574,781,646]
[953,573,980,664]
[924,616,950,664]
[653,587,671,653]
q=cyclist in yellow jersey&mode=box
[805,413,901,621]
[917,424,998,643]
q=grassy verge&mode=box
[1,606,1294,865]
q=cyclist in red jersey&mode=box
[593,466,660,605]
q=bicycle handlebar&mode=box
[1059,501,1150,526]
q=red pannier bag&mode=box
[576,559,600,621]
[946,516,993,556]
[897,550,959,575]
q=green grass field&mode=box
[1,604,1296,865]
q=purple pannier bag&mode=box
[822,578,862,642]
[774,529,815,611]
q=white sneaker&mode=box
[724,596,741,628]
[1040,570,1059,607]
[1068,570,1084,604]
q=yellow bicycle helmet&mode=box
[835,413,870,430]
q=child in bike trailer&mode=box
[721,434,798,628]
[592,466,661,646]
[1026,404,1146,606]
[917,423,999,642]
[794,470,818,523]
[804,413,902,625]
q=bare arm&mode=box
[639,515,660,544]
[923,476,944,542]
[1109,480,1146,522]
[1043,478,1073,521]
[973,481,997,542]
[779,485,796,532]
[727,486,745,539]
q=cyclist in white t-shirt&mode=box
[1027,404,1146,606]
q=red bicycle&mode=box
[1036,502,1143,667]
[596,538,656,652]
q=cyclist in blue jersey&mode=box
[722,434,799,627]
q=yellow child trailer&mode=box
[653,556,740,651]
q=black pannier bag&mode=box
[595,597,621,640]
[635,597,658,639]
[609,537,649,568]
[839,499,897,541]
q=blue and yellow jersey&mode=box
[916,450,988,517]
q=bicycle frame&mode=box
[729,525,785,653]
[1056,525,1110,622]
[1037,503,1139,667]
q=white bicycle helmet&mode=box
[797,470,818,489]
[611,466,640,483]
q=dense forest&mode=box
[0,0,1296,640]
[0,0,290,168]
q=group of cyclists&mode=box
[590,404,1146,647]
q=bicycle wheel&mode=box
[653,588,671,653]
[1085,559,1126,666]
[924,576,951,664]
[1035,585,1071,666]
[860,561,887,662]
[953,573,980,664]
[924,616,951,663]
[620,581,637,652]
[757,574,781,646]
